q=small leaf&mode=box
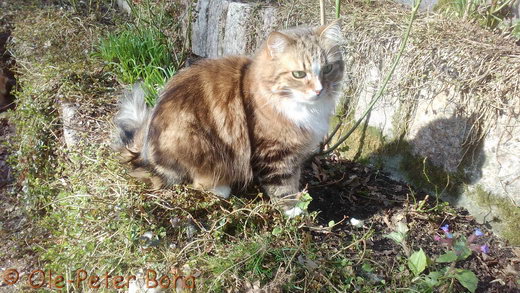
[454,238,472,260]
[328,220,335,228]
[272,227,282,236]
[361,263,374,273]
[454,269,478,293]
[408,248,428,276]
[384,232,405,244]
[296,192,313,210]
[424,271,442,288]
[436,251,458,263]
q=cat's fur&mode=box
[114,23,345,216]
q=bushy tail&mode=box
[113,83,150,152]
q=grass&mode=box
[512,20,520,39]
[98,26,176,105]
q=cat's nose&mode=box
[313,80,323,96]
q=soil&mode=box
[0,13,15,111]
[305,157,520,292]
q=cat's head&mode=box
[255,23,345,104]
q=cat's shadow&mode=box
[304,158,421,225]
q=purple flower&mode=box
[441,224,449,233]
[474,229,483,237]
[480,244,490,254]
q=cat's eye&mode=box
[322,64,333,74]
[292,71,306,79]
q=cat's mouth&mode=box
[273,89,326,104]
[295,91,324,104]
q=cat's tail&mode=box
[113,83,151,160]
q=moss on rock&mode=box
[466,186,520,245]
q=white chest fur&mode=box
[277,95,336,151]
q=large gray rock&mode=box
[352,60,520,203]
[344,7,520,241]
[192,0,278,58]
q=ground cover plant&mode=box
[0,0,519,292]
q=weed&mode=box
[386,222,487,292]
[511,20,520,39]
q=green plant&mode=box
[511,20,520,39]
[385,222,485,292]
[423,225,487,292]
[98,26,176,105]
[384,220,411,256]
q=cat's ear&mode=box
[317,21,343,44]
[266,32,294,58]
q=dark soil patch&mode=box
[305,157,520,292]
[0,16,16,112]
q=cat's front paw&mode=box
[284,206,304,218]
[211,185,231,199]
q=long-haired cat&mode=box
[114,23,345,217]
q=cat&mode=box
[113,23,345,217]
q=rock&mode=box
[352,56,520,206]
[116,0,131,15]
[60,102,79,148]
[479,110,520,203]
[192,0,278,58]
